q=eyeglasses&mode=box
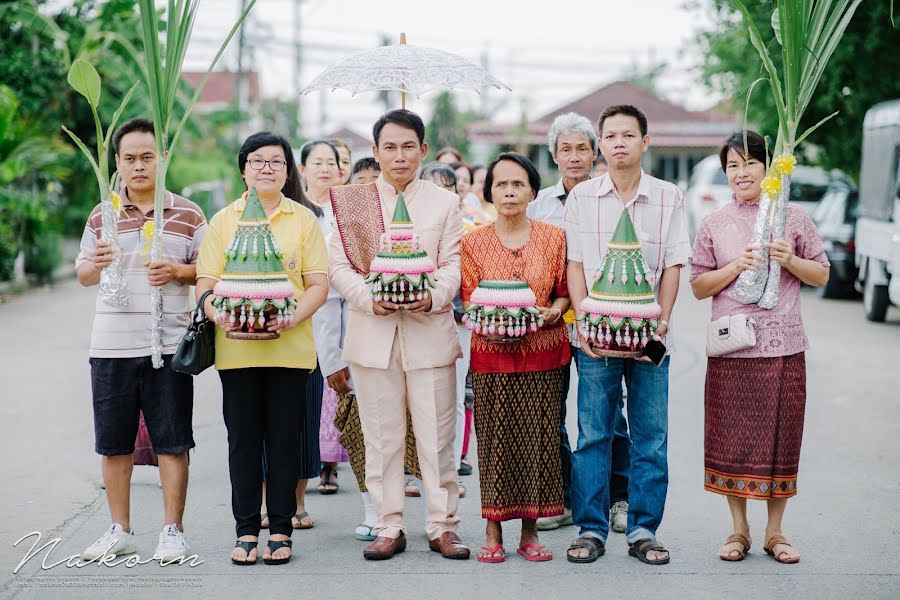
[247,158,286,171]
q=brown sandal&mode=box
[719,533,751,562]
[763,534,799,564]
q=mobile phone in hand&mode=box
[642,339,667,366]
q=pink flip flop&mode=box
[517,543,552,562]
[477,544,506,563]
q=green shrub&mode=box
[24,230,62,283]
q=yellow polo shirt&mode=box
[196,194,328,370]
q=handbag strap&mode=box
[193,290,214,325]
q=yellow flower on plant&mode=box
[772,154,797,175]
[760,174,782,199]
[111,191,123,216]
[141,220,155,256]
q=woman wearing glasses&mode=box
[196,132,328,565]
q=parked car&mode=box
[684,155,731,238]
[685,155,834,239]
[854,99,900,322]
[812,181,859,298]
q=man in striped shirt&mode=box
[564,105,690,566]
[75,118,207,563]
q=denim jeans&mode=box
[571,350,670,544]
[571,353,631,509]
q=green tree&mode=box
[426,91,476,161]
[691,0,900,179]
[0,85,72,281]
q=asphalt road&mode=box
[1,274,898,599]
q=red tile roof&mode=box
[469,80,736,148]
[325,126,372,149]
[181,71,260,106]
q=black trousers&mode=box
[220,367,309,537]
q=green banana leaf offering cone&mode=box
[577,209,661,357]
[211,188,297,340]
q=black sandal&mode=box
[263,539,293,565]
[319,466,338,495]
[628,538,670,565]
[231,540,258,566]
[566,536,605,563]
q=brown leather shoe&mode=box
[363,533,406,560]
[428,531,471,560]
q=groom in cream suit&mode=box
[328,109,469,561]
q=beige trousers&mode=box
[350,333,460,540]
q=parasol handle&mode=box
[400,32,406,110]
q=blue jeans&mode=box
[567,356,631,510]
[572,350,669,544]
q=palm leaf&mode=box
[796,0,862,119]
[102,82,142,149]
[60,126,100,178]
[794,110,840,146]
[732,0,789,144]
[168,0,257,153]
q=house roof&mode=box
[181,71,260,106]
[325,126,372,150]
[469,80,736,148]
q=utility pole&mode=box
[293,0,303,140]
[479,48,490,118]
[235,0,250,144]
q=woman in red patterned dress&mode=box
[461,152,571,563]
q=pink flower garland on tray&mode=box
[365,192,436,303]
[462,280,544,338]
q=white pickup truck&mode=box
[855,99,900,322]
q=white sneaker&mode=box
[404,475,420,497]
[536,508,573,531]
[153,523,190,562]
[81,523,136,561]
[610,501,628,533]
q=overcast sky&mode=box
[182,0,720,139]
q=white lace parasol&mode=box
[300,42,510,99]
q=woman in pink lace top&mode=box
[690,131,830,565]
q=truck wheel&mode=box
[863,265,889,322]
[819,271,845,299]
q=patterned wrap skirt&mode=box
[319,386,350,463]
[704,352,807,499]
[472,367,565,521]
[333,392,421,492]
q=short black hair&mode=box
[112,118,155,155]
[372,109,426,146]
[719,130,771,172]
[299,139,340,166]
[421,162,457,192]
[238,131,322,218]
[598,105,648,137]
[351,157,380,176]
[449,161,472,181]
[435,146,463,162]
[483,152,541,204]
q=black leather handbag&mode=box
[172,290,216,375]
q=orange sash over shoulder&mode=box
[329,182,385,276]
